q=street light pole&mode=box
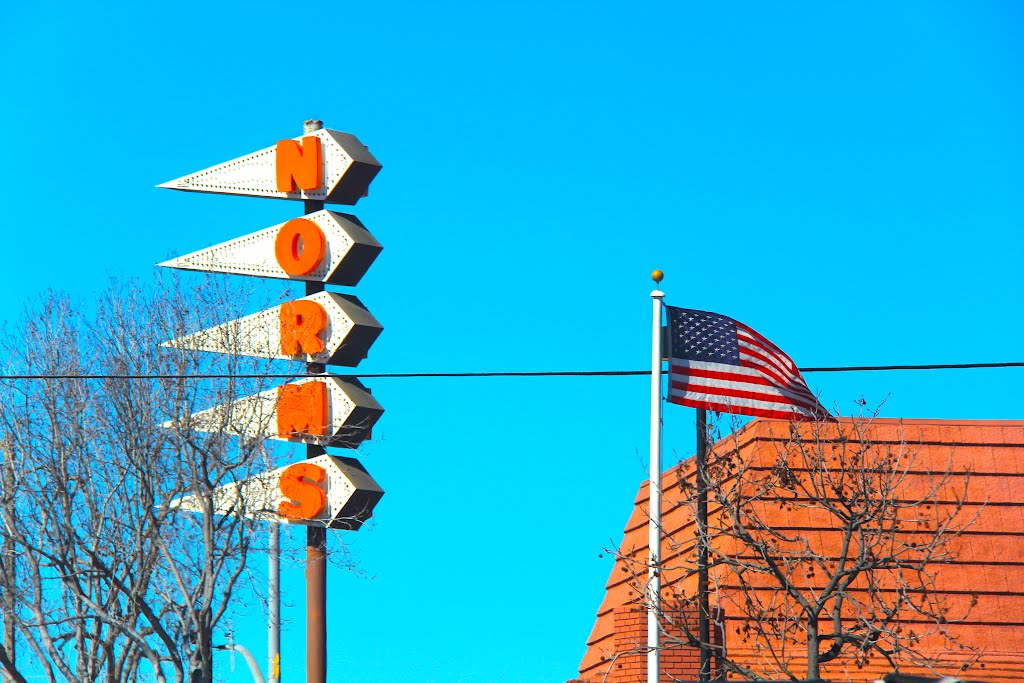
[268,521,280,683]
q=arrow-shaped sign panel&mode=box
[170,454,383,530]
[158,128,381,205]
[164,292,382,367]
[158,210,381,286]
[174,376,382,449]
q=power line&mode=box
[0,362,1021,380]
[800,361,1024,373]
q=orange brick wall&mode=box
[575,418,1024,683]
[609,605,723,683]
[573,604,723,683]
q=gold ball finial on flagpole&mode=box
[651,269,664,284]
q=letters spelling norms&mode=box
[161,123,384,683]
[161,127,385,522]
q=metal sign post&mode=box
[302,122,329,682]
[159,119,385,683]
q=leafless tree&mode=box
[0,275,295,683]
[616,411,980,681]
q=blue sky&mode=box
[1,2,1023,682]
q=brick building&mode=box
[573,418,1024,682]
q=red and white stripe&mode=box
[668,322,830,421]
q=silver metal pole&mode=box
[648,270,665,683]
[216,643,266,683]
[268,522,280,683]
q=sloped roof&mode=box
[576,418,1024,682]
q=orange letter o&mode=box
[275,218,326,275]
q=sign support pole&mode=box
[302,120,328,683]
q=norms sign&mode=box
[180,376,383,449]
[159,123,385,528]
[171,454,383,530]
[159,210,382,286]
[166,288,383,367]
[159,129,382,205]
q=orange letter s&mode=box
[278,463,327,520]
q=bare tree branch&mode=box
[613,409,981,681]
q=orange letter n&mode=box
[277,381,328,437]
[276,136,323,192]
[280,300,327,355]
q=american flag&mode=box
[665,306,831,421]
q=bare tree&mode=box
[615,412,980,681]
[0,276,292,683]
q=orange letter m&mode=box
[277,381,328,437]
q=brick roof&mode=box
[575,418,1024,682]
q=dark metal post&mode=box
[304,254,328,683]
[302,119,328,683]
[305,521,327,683]
[696,408,711,681]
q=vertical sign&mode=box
[160,121,384,683]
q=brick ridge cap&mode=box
[635,418,1024,503]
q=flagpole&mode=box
[648,270,665,683]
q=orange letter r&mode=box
[280,300,327,356]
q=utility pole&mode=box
[1,447,14,683]
[0,383,26,682]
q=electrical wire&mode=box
[800,361,1024,373]
[0,362,1021,380]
